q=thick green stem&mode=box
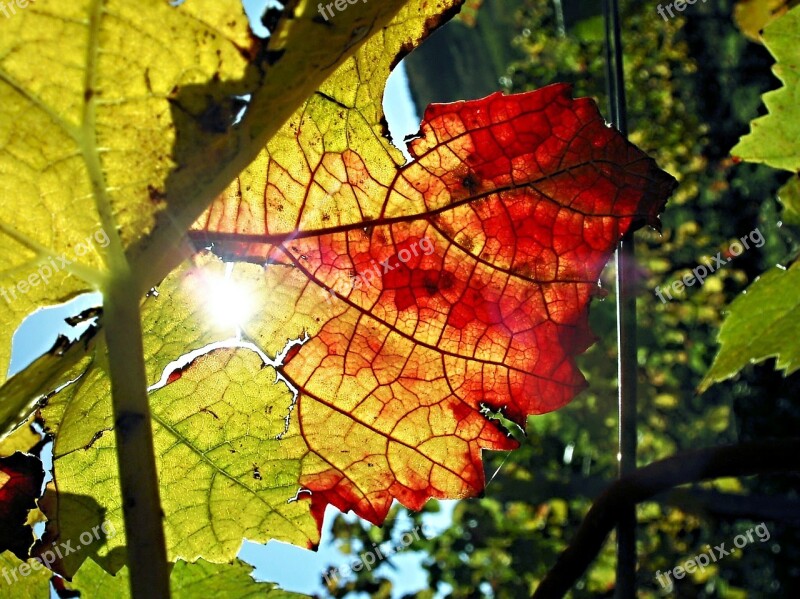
[104,270,170,598]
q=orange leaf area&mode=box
[189,84,676,528]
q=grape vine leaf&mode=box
[40,344,322,574]
[699,261,800,391]
[37,68,674,585]
[24,0,483,574]
[68,557,304,598]
[0,551,52,597]
[702,5,800,391]
[733,0,798,42]
[0,417,39,458]
[732,4,800,171]
[0,328,98,438]
[778,176,800,225]
[187,78,675,529]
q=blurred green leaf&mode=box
[701,262,800,391]
[732,6,800,171]
[778,176,800,225]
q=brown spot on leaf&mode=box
[148,185,167,204]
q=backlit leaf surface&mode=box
[0,417,39,458]
[0,551,52,597]
[69,557,305,598]
[28,0,480,571]
[0,0,412,386]
[700,261,800,391]
[188,82,675,528]
[705,6,800,391]
[733,0,797,42]
[732,5,800,171]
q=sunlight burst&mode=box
[204,263,255,331]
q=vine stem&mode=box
[104,268,170,598]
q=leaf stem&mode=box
[0,221,106,288]
[104,268,170,598]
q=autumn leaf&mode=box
[189,84,675,528]
[0,2,421,556]
[0,453,43,560]
[29,54,673,594]
[24,19,676,578]
[22,0,480,573]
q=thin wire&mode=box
[603,0,637,597]
[485,450,513,490]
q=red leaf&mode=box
[190,84,676,526]
[0,453,44,559]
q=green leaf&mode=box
[731,5,800,171]
[778,175,800,225]
[69,557,306,598]
[0,552,53,597]
[0,416,39,457]
[700,261,800,391]
[733,0,798,43]
[0,326,98,437]
[39,291,320,573]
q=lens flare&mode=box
[203,263,254,332]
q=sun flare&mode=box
[204,263,255,331]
